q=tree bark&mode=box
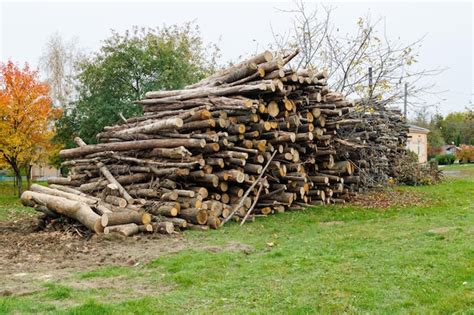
[21,191,102,233]
[101,211,151,227]
[104,223,139,236]
[60,139,206,159]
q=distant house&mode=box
[440,144,460,155]
[31,164,60,180]
[406,125,429,163]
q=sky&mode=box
[0,0,472,117]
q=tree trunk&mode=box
[20,191,102,233]
[11,161,23,197]
[60,138,206,159]
[25,164,32,190]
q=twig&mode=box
[118,112,128,124]
[240,180,265,226]
[221,151,277,226]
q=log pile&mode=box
[21,49,408,236]
[335,101,408,191]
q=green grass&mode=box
[0,181,46,220]
[0,167,473,314]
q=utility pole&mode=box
[404,82,408,118]
[368,67,373,100]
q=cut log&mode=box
[104,223,139,236]
[21,191,102,233]
[60,138,206,159]
[101,211,151,227]
[179,208,208,225]
[151,222,175,234]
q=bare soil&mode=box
[0,215,255,297]
[0,217,192,297]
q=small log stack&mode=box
[21,49,408,236]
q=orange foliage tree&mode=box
[0,61,60,196]
[456,145,474,163]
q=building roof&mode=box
[408,125,430,134]
[441,144,460,150]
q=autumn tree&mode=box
[0,61,60,196]
[273,1,443,109]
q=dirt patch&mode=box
[0,214,252,296]
[0,218,189,274]
[203,241,254,254]
[428,227,457,234]
[0,219,188,296]
[348,189,426,209]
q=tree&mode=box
[426,113,445,148]
[40,33,82,109]
[0,61,60,196]
[55,23,219,146]
[441,112,474,145]
[272,1,443,109]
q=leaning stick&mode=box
[221,150,277,226]
[74,137,134,204]
[240,180,265,226]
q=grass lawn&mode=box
[0,181,46,221]
[0,165,473,314]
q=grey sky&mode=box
[1,1,472,117]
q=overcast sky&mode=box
[0,1,472,117]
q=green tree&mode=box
[440,112,473,145]
[427,113,445,147]
[55,23,218,146]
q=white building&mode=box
[406,125,430,163]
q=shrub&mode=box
[395,151,443,185]
[435,153,456,165]
[456,145,474,163]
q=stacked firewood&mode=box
[335,102,408,192]
[20,49,407,236]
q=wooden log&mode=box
[267,101,280,117]
[139,83,270,105]
[79,173,151,193]
[148,202,180,217]
[128,188,160,199]
[161,191,179,201]
[21,191,102,233]
[60,139,206,159]
[47,177,83,186]
[114,117,184,135]
[184,51,273,89]
[222,150,277,225]
[138,224,154,233]
[104,223,139,236]
[146,146,192,159]
[101,211,151,227]
[48,184,92,198]
[189,187,209,199]
[30,184,97,206]
[151,222,175,234]
[179,208,208,225]
[156,216,188,229]
[105,195,127,208]
[206,216,221,229]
